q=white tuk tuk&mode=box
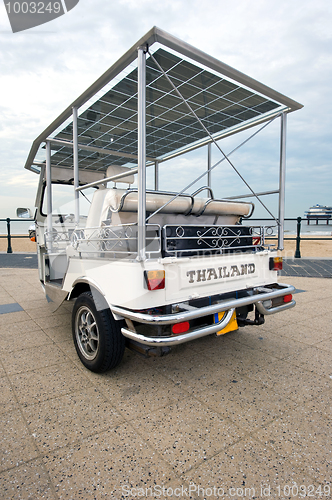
[21,27,302,372]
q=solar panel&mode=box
[47,48,282,172]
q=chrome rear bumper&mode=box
[111,282,295,347]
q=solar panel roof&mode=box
[25,27,302,174]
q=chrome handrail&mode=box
[121,308,235,347]
[111,283,295,325]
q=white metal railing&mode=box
[71,223,161,259]
[44,223,276,258]
[44,228,73,252]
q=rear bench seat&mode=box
[84,188,252,231]
[85,165,253,230]
[100,189,252,219]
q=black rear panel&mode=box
[162,225,256,257]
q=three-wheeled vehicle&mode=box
[21,27,302,372]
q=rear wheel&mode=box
[72,291,125,372]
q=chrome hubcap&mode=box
[75,306,99,360]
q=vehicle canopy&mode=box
[24,26,303,255]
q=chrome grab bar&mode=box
[110,283,295,325]
[121,308,235,347]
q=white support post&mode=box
[72,106,79,225]
[207,143,212,188]
[46,140,52,250]
[278,112,287,250]
[154,160,159,191]
[137,47,146,261]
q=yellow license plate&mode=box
[214,310,238,335]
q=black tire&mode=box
[72,291,125,372]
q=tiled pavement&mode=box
[0,253,38,269]
[0,267,332,499]
[281,258,332,279]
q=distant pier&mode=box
[306,216,331,225]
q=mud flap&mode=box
[44,282,68,312]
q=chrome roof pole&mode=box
[154,160,159,191]
[278,112,287,250]
[207,143,212,188]
[72,107,79,225]
[46,140,52,250]
[137,47,147,261]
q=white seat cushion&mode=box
[106,166,135,185]
[99,189,251,220]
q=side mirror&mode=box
[16,207,32,219]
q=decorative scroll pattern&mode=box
[44,229,72,251]
[71,224,161,258]
[164,224,277,256]
[196,226,244,249]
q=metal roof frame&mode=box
[26,26,303,259]
[24,26,302,173]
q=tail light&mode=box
[172,322,190,334]
[144,270,165,290]
[269,256,283,271]
[283,294,293,303]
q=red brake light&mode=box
[283,294,293,303]
[172,322,190,335]
[144,270,165,290]
[269,257,283,271]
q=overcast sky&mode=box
[0,0,331,224]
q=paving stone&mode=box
[284,344,332,378]
[0,361,6,379]
[0,376,18,414]
[184,436,312,497]
[316,336,332,352]
[196,375,297,433]
[228,326,309,359]
[96,367,188,420]
[254,407,332,482]
[0,410,39,473]
[0,310,31,327]
[2,343,70,376]
[22,387,124,454]
[10,362,91,406]
[130,395,246,474]
[0,293,15,306]
[43,326,73,344]
[0,459,56,500]
[252,358,332,403]
[33,313,72,330]
[0,328,52,354]
[0,319,42,336]
[43,424,186,500]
